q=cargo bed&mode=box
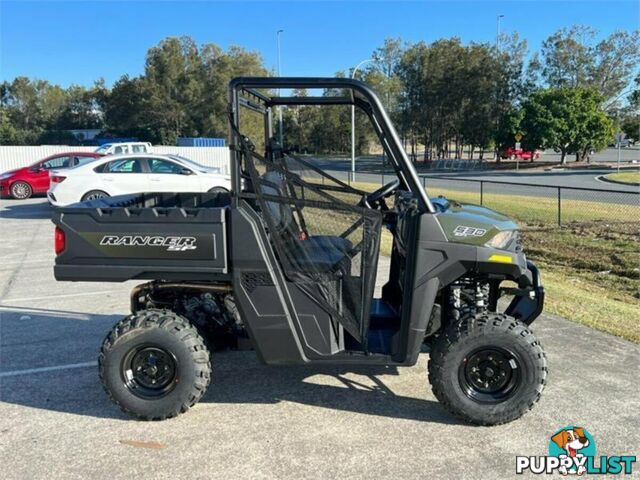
[53,192,231,282]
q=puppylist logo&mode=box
[516,426,636,475]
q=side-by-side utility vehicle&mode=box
[52,78,547,425]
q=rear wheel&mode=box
[207,186,229,194]
[99,309,211,420]
[82,190,109,202]
[10,181,32,199]
[428,312,546,425]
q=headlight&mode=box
[0,172,14,180]
[486,230,517,249]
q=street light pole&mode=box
[351,58,374,181]
[277,29,284,146]
[493,14,504,161]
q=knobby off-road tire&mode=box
[428,312,547,426]
[99,309,211,420]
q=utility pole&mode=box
[277,29,284,146]
[496,14,504,49]
[350,58,374,181]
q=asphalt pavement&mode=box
[1,198,639,479]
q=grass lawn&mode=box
[523,224,639,343]
[424,186,639,225]
[605,171,640,185]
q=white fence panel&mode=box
[0,146,95,171]
[0,146,231,174]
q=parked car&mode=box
[47,154,230,206]
[0,152,104,200]
[94,142,151,155]
[499,147,541,161]
[609,138,635,148]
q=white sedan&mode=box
[47,154,231,206]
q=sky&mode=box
[0,0,638,87]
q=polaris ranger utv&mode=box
[52,77,546,425]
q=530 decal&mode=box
[453,225,487,237]
[100,235,197,252]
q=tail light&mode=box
[54,226,65,254]
[51,175,66,183]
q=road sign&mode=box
[514,133,523,142]
[515,142,521,150]
[615,132,626,143]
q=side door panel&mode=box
[146,158,199,193]
[98,158,150,196]
[37,156,71,192]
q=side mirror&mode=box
[180,168,193,176]
[29,166,43,173]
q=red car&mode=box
[500,147,541,161]
[0,152,104,199]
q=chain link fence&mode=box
[420,176,640,226]
[323,169,639,227]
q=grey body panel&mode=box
[53,192,230,282]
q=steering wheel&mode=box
[363,179,401,209]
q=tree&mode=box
[56,85,102,129]
[103,75,153,140]
[534,26,640,105]
[100,37,268,144]
[494,33,532,160]
[520,87,615,164]
[0,108,19,144]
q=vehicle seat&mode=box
[260,170,352,272]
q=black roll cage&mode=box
[228,77,434,213]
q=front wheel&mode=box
[428,313,547,425]
[99,309,212,420]
[10,181,32,199]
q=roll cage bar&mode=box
[228,77,434,213]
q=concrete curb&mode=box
[596,174,640,187]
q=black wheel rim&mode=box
[458,347,521,404]
[122,346,178,399]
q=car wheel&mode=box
[81,190,110,202]
[428,312,547,426]
[99,309,212,420]
[10,181,33,200]
[207,186,230,194]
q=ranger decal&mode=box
[99,235,197,252]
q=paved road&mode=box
[1,198,639,479]
[426,169,640,191]
[309,156,639,192]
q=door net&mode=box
[241,149,382,344]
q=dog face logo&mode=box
[549,426,596,475]
[517,426,636,475]
[551,427,590,458]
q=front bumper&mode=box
[505,261,545,325]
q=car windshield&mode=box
[169,155,220,174]
[94,144,111,154]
